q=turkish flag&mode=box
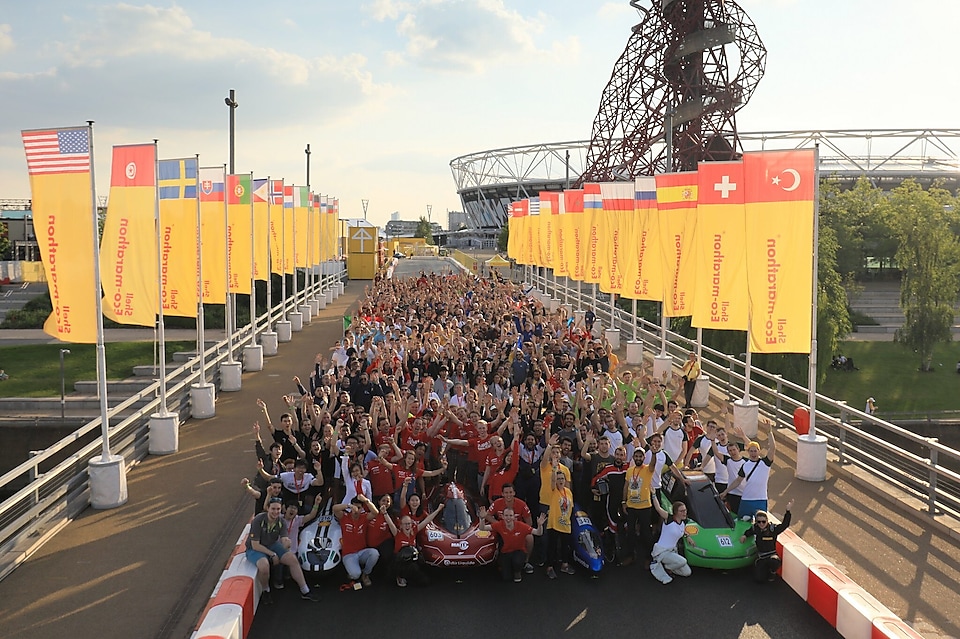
[110,144,156,187]
[743,149,816,203]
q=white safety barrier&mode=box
[775,528,924,639]
[191,524,259,639]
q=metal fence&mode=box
[0,267,345,582]
[526,267,960,522]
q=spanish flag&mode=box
[599,182,634,295]
[582,183,604,285]
[562,190,585,280]
[743,149,817,353]
[655,172,698,317]
[621,177,663,301]
[21,126,99,342]
[693,161,748,331]
[100,143,159,327]
[226,173,252,294]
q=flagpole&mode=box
[249,171,257,347]
[86,121,128,508]
[809,144,821,438]
[292,184,299,309]
[281,179,288,321]
[223,164,235,364]
[153,141,169,414]
[305,144,313,301]
[266,177,273,330]
[195,155,207,384]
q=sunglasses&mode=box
[755,519,768,524]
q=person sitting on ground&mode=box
[649,499,694,584]
[741,499,794,583]
[383,501,445,587]
[245,497,321,603]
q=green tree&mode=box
[497,225,509,252]
[415,216,434,245]
[889,180,960,371]
[819,177,894,278]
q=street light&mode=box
[59,349,71,420]
[224,89,238,173]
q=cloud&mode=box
[597,2,638,21]
[367,0,567,73]
[0,24,13,54]
[0,4,391,132]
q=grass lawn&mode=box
[823,340,960,413]
[0,341,194,397]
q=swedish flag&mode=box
[159,158,198,200]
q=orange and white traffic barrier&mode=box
[192,523,260,639]
[871,617,926,639]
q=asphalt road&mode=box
[250,563,839,639]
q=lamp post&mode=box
[224,89,239,340]
[224,89,237,173]
[59,348,70,420]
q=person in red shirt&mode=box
[392,450,446,507]
[383,501,444,587]
[484,423,523,500]
[442,419,497,495]
[366,443,399,500]
[487,483,532,525]
[366,494,395,574]
[478,505,546,582]
[333,494,380,587]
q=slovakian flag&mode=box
[692,161,748,331]
[101,143,159,327]
[743,149,817,353]
[198,166,227,302]
[621,177,662,301]
[655,171,698,317]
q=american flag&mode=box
[22,127,90,175]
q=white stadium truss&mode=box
[449,129,960,229]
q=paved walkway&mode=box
[0,278,957,638]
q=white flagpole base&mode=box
[299,304,312,323]
[692,375,711,408]
[89,455,128,509]
[626,340,643,365]
[148,412,179,455]
[220,361,242,392]
[243,344,264,371]
[796,434,828,482]
[190,382,216,419]
[337,282,344,295]
[604,328,621,351]
[733,397,760,439]
[325,290,334,304]
[289,311,303,332]
[318,295,327,310]
[261,331,279,356]
[276,321,292,342]
[308,299,319,316]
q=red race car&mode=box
[419,483,498,567]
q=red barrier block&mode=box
[808,563,857,627]
[871,617,925,639]
[205,576,255,638]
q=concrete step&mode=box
[0,396,156,412]
[131,364,194,378]
[73,379,159,395]
[856,325,898,334]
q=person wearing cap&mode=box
[245,497,321,603]
[865,397,878,415]
[720,419,777,517]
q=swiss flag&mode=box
[743,149,816,203]
[698,161,745,205]
[110,144,155,187]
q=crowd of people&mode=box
[242,268,790,599]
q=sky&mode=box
[1,0,958,228]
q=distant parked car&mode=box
[393,251,406,259]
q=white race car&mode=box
[298,497,342,573]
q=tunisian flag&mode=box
[743,149,817,353]
[101,143,159,327]
[693,161,748,331]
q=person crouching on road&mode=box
[649,499,694,584]
[478,505,547,583]
[741,499,794,583]
[333,494,381,588]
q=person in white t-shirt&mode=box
[720,420,776,518]
[649,499,694,584]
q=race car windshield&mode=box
[687,479,735,528]
[443,497,471,536]
[579,530,602,559]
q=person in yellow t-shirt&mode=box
[540,434,574,579]
[620,448,656,566]
[680,351,701,409]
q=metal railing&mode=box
[525,266,960,522]
[0,266,346,582]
